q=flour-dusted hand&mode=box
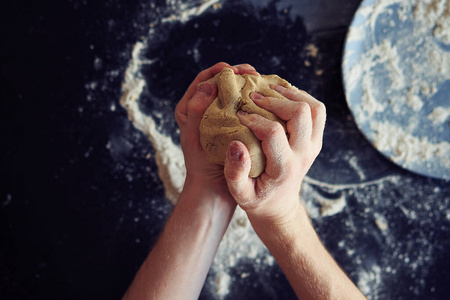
[224,82,366,300]
[123,62,262,300]
[175,62,236,196]
[124,63,365,300]
[224,83,326,225]
[175,62,261,197]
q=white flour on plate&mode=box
[344,0,450,176]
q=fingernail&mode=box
[228,142,243,161]
[250,92,263,101]
[242,67,257,73]
[237,110,247,117]
[236,64,254,70]
[272,84,285,93]
[199,82,214,96]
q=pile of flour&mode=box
[344,0,450,179]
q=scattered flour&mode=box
[413,0,450,44]
[162,0,221,23]
[348,155,367,181]
[215,271,231,296]
[358,264,382,296]
[120,41,186,204]
[374,212,389,232]
[115,0,450,298]
[428,106,450,125]
[119,14,361,297]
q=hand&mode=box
[223,83,326,226]
[174,62,260,201]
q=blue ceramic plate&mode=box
[342,0,450,180]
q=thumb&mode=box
[187,81,217,123]
[224,141,254,205]
[182,81,217,149]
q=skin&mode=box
[122,62,256,300]
[224,85,365,300]
[122,62,366,300]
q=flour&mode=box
[413,0,450,44]
[358,264,382,296]
[344,0,450,179]
[428,106,450,125]
[162,0,221,23]
[215,271,231,296]
[120,41,186,204]
[371,121,449,168]
[373,212,388,232]
[302,186,347,218]
[119,3,350,295]
[113,0,450,298]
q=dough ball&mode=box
[199,67,292,177]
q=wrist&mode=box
[179,175,236,222]
[248,200,313,245]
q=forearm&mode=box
[250,202,365,300]
[123,181,236,300]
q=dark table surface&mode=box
[1,0,449,299]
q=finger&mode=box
[177,81,217,149]
[287,102,313,151]
[310,101,326,145]
[237,111,290,177]
[185,62,238,99]
[251,90,326,144]
[250,93,300,121]
[250,93,315,150]
[234,63,259,75]
[224,141,255,206]
[176,62,238,120]
[186,81,217,131]
[271,84,312,102]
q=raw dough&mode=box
[199,67,292,177]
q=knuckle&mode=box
[291,88,313,102]
[215,61,228,67]
[224,169,239,183]
[213,62,229,71]
[174,110,181,123]
[186,101,204,120]
[298,89,310,95]
[186,98,199,113]
[312,101,326,117]
[293,102,310,117]
[315,139,323,153]
[237,63,253,69]
[213,61,228,69]
[263,96,275,108]
[268,121,284,136]
[174,105,185,124]
[282,87,297,99]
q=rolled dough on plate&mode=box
[199,67,292,177]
